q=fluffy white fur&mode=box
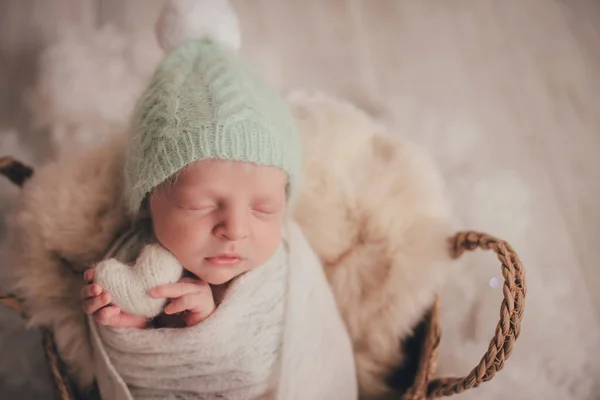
[289,92,453,396]
[26,27,162,159]
[155,0,241,54]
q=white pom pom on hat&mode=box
[155,0,241,54]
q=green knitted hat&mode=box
[124,0,301,214]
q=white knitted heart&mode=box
[95,244,184,318]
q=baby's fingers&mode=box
[80,283,102,300]
[84,269,95,283]
[94,306,120,324]
[149,281,209,299]
[95,307,147,328]
[164,292,215,317]
[82,292,111,315]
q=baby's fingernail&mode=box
[147,289,156,297]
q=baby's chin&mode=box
[191,264,252,286]
[200,273,240,286]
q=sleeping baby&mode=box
[78,0,357,399]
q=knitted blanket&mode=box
[89,221,358,400]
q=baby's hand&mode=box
[148,276,215,327]
[81,269,148,328]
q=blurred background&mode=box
[0,0,599,399]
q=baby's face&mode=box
[150,159,287,285]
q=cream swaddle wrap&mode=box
[89,221,358,400]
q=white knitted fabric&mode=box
[94,244,184,318]
[89,221,359,400]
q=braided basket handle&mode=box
[427,231,527,398]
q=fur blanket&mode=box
[3,92,453,398]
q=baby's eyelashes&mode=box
[250,202,283,215]
[174,205,219,218]
[176,204,217,212]
[251,209,276,217]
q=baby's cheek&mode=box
[153,215,190,253]
[254,223,283,263]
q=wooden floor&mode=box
[0,1,599,399]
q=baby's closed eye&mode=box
[251,202,283,216]
[176,202,218,212]
[182,205,217,211]
[251,207,275,215]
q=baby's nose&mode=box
[218,210,249,241]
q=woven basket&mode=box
[0,157,526,400]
